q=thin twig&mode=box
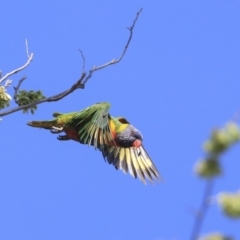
[189,179,215,240]
[81,8,143,85]
[13,76,27,104]
[4,79,12,88]
[25,39,30,58]
[119,8,142,63]
[0,53,33,84]
[78,49,86,73]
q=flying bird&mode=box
[27,102,160,184]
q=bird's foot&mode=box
[50,126,63,134]
[57,134,70,141]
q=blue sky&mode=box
[1,1,240,239]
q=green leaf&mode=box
[194,158,221,178]
[16,89,45,114]
[203,130,229,154]
[225,122,240,143]
[203,122,240,155]
[218,191,240,219]
[199,232,233,240]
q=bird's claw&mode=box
[57,134,70,141]
[50,126,63,134]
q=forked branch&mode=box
[82,8,143,85]
[0,8,143,117]
[0,40,33,84]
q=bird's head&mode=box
[116,125,143,148]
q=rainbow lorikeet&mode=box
[27,102,160,184]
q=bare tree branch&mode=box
[4,79,12,88]
[0,41,33,84]
[25,39,30,58]
[0,73,86,116]
[81,7,143,85]
[189,179,215,240]
[78,49,86,73]
[0,8,143,117]
[13,76,27,104]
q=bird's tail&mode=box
[27,120,56,129]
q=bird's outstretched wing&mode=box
[67,106,161,183]
[66,102,113,151]
[101,145,160,184]
[101,117,161,184]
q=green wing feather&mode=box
[66,102,113,151]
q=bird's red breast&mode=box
[65,128,79,141]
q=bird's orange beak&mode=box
[132,139,142,148]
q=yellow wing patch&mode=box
[103,145,161,184]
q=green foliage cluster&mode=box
[218,192,240,219]
[0,97,10,110]
[16,90,45,114]
[0,86,11,110]
[195,157,221,178]
[195,122,240,178]
[195,122,240,239]
[199,232,232,240]
[203,123,240,155]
